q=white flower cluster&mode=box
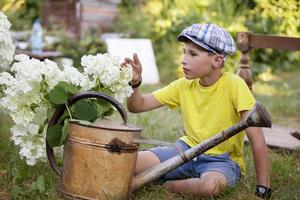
[0,53,133,165]
[0,11,15,69]
[81,53,133,102]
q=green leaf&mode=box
[96,98,111,108]
[48,87,68,105]
[12,185,23,199]
[72,100,98,121]
[36,175,45,192]
[100,107,114,118]
[30,175,45,193]
[47,107,56,121]
[57,110,72,125]
[69,119,93,126]
[48,81,79,105]
[47,125,63,147]
[55,81,78,95]
[61,119,69,144]
[95,99,113,115]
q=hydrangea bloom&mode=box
[0,53,133,165]
[81,53,133,102]
[0,11,15,69]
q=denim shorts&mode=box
[149,140,241,186]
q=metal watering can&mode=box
[46,92,272,200]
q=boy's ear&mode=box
[213,55,224,68]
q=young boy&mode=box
[124,23,271,199]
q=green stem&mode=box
[65,103,73,120]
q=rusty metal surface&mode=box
[47,91,130,175]
[60,122,140,200]
[71,118,142,132]
[66,135,139,153]
[46,92,142,199]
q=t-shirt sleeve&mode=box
[152,79,182,109]
[231,77,256,112]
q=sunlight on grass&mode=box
[257,69,280,82]
[254,70,291,96]
[254,83,279,96]
[253,70,300,128]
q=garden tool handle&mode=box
[46,91,128,175]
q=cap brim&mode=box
[177,35,218,54]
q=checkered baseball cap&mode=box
[177,23,236,56]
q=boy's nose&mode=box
[181,57,187,66]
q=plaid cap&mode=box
[177,23,236,56]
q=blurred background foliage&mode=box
[1,0,300,83]
[55,29,107,69]
[113,0,300,83]
[0,0,41,30]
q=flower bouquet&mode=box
[0,11,133,165]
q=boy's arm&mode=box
[123,53,163,113]
[240,110,271,198]
[127,89,163,113]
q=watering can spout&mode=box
[245,102,272,128]
[130,102,272,192]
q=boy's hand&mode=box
[122,53,142,86]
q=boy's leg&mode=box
[165,153,241,197]
[135,151,160,174]
[135,140,190,175]
[164,171,227,197]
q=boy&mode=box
[124,23,271,198]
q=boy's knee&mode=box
[200,172,228,196]
[201,178,227,196]
[135,150,160,174]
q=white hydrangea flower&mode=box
[82,53,121,86]
[0,11,15,69]
[0,51,134,165]
[81,53,133,101]
[61,65,93,91]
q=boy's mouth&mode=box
[183,68,190,74]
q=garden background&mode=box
[0,0,300,199]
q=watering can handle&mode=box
[46,91,128,175]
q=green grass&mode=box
[253,70,300,128]
[1,70,300,199]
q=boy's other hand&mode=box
[122,53,142,85]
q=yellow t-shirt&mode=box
[153,72,255,175]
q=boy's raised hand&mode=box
[122,53,142,85]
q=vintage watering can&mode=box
[46,91,272,200]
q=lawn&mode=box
[1,70,300,199]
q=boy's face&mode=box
[181,41,222,80]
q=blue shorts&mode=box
[149,140,241,186]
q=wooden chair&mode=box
[236,32,300,90]
[236,32,300,150]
